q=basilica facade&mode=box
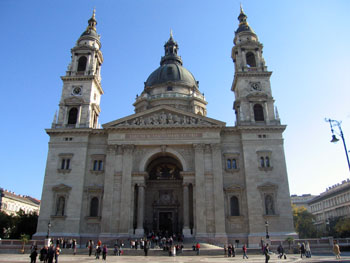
[35,8,296,246]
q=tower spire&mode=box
[236,4,254,34]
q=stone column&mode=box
[118,145,134,235]
[182,183,191,237]
[193,144,207,237]
[75,105,82,128]
[211,143,227,241]
[135,184,145,236]
[100,145,117,234]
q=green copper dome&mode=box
[145,34,198,88]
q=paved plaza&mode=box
[0,253,350,263]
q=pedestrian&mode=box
[102,245,107,261]
[264,243,270,263]
[47,245,54,263]
[277,243,285,259]
[54,245,60,263]
[232,244,236,257]
[333,240,341,259]
[300,242,305,258]
[195,242,200,255]
[39,246,48,263]
[72,239,76,255]
[305,241,311,258]
[95,245,101,259]
[242,244,248,259]
[87,240,94,256]
[144,240,149,256]
[30,247,38,263]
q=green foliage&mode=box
[0,209,38,239]
[0,211,13,238]
[285,236,294,250]
[335,217,350,238]
[292,205,317,238]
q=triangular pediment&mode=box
[103,106,225,128]
[224,184,244,192]
[257,182,278,190]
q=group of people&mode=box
[223,244,248,259]
[86,240,108,260]
[298,241,312,258]
[29,244,60,263]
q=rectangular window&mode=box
[61,158,70,170]
[93,160,103,171]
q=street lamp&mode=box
[46,221,51,239]
[325,118,350,172]
[265,220,269,239]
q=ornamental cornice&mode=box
[61,75,103,95]
[46,128,107,135]
[236,125,286,132]
[103,125,224,131]
[235,71,272,78]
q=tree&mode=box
[335,217,350,238]
[0,211,14,238]
[20,234,30,254]
[9,209,38,239]
[292,205,317,238]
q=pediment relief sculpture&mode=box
[114,111,214,127]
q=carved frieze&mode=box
[115,111,212,127]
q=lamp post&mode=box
[265,220,269,239]
[46,221,51,239]
[325,118,350,172]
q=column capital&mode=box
[122,144,135,154]
[210,143,221,152]
[193,143,205,152]
[107,145,118,154]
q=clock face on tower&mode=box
[250,82,262,92]
[72,86,82,96]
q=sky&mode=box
[1,0,350,200]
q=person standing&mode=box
[54,245,60,263]
[242,244,248,259]
[144,240,149,256]
[195,242,200,255]
[102,245,108,261]
[264,243,270,263]
[300,242,305,258]
[72,239,76,255]
[39,246,48,263]
[277,243,284,259]
[47,245,54,263]
[333,241,341,259]
[305,241,311,258]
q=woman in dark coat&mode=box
[39,246,48,263]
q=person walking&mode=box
[95,245,101,259]
[87,240,94,256]
[144,240,149,256]
[277,243,285,259]
[264,243,270,263]
[242,244,248,259]
[333,241,341,259]
[102,245,108,261]
[30,247,38,263]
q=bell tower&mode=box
[53,10,104,129]
[231,6,279,126]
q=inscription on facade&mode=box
[126,133,202,140]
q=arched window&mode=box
[56,196,65,216]
[77,56,87,72]
[68,107,78,125]
[246,52,256,67]
[265,194,275,215]
[230,196,240,216]
[253,104,264,121]
[260,157,265,168]
[227,159,231,169]
[232,159,237,169]
[90,197,99,217]
[265,157,270,167]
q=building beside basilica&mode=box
[35,8,296,246]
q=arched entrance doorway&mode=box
[143,154,183,236]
